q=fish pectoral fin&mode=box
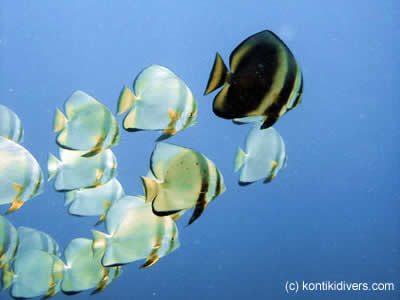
[140,249,160,269]
[204,52,230,95]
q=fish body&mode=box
[65,178,125,223]
[117,65,197,140]
[0,105,23,143]
[204,30,303,129]
[47,148,117,191]
[62,238,120,293]
[141,142,225,225]
[54,90,120,157]
[0,137,44,213]
[92,195,179,268]
[234,124,287,184]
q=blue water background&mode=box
[0,1,399,299]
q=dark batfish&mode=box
[204,30,303,129]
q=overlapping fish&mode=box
[62,238,121,294]
[117,65,197,140]
[54,90,120,157]
[0,136,44,213]
[15,227,61,258]
[0,105,23,143]
[9,249,65,298]
[92,195,179,268]
[47,148,117,191]
[3,227,64,298]
[141,142,226,225]
[204,30,303,129]
[234,124,287,185]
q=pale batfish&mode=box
[47,148,117,191]
[54,90,120,157]
[62,238,121,294]
[10,249,65,298]
[92,195,179,268]
[141,142,226,225]
[64,178,125,224]
[234,123,287,185]
[2,227,62,291]
[0,136,44,213]
[204,30,303,129]
[15,227,61,257]
[117,65,197,140]
[0,104,23,143]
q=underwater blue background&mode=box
[0,0,399,299]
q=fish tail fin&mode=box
[47,153,61,182]
[141,176,159,204]
[204,52,230,95]
[64,191,76,206]
[53,108,67,132]
[140,249,160,269]
[117,86,138,115]
[2,262,14,290]
[234,147,247,172]
[95,201,111,226]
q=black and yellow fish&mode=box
[204,30,303,129]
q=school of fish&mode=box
[0,30,302,298]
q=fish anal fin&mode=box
[140,249,160,269]
[81,138,104,158]
[6,185,24,213]
[261,115,278,129]
[187,198,208,226]
[204,52,230,95]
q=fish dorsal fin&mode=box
[204,52,230,95]
[64,90,100,119]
